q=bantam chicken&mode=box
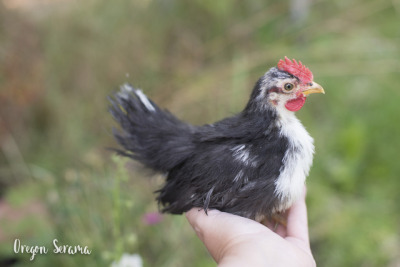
[109,57,324,222]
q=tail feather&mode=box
[109,84,196,172]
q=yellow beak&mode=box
[302,82,325,96]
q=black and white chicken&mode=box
[109,57,324,222]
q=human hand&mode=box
[185,187,315,267]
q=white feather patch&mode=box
[118,83,134,99]
[233,170,244,182]
[231,145,251,166]
[135,89,156,112]
[273,107,314,212]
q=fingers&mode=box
[186,200,313,265]
[185,208,220,243]
[185,208,269,262]
[186,208,267,238]
[286,186,310,248]
[185,209,234,262]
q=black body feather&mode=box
[109,81,290,220]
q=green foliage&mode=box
[1,0,399,266]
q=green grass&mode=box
[0,0,399,266]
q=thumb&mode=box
[285,186,312,254]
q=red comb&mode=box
[277,56,313,84]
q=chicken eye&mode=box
[284,83,294,91]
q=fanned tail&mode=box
[109,84,195,172]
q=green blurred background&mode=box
[0,0,399,266]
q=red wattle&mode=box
[285,96,306,112]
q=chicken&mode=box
[109,57,324,221]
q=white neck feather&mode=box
[273,107,314,212]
